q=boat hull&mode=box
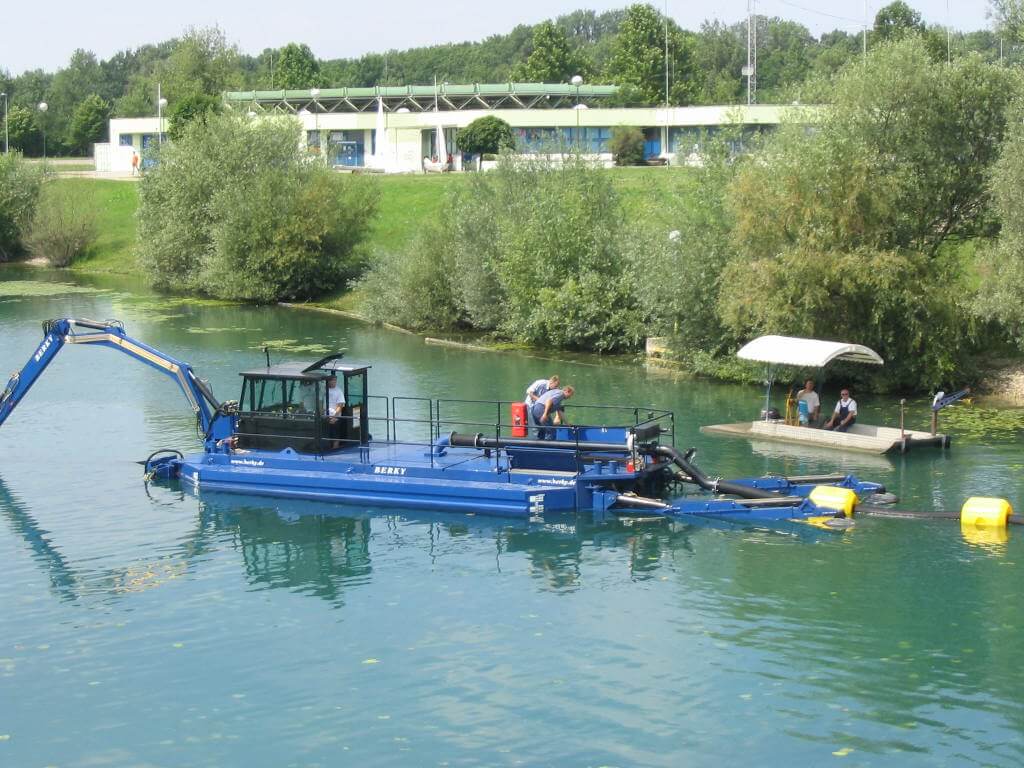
[700,420,949,455]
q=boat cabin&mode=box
[234,354,370,453]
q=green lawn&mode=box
[54,178,141,274]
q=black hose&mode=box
[651,445,777,499]
[858,504,1024,525]
[143,449,183,473]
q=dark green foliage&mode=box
[137,113,379,301]
[276,43,323,89]
[457,116,515,156]
[0,152,43,261]
[4,106,40,155]
[512,21,589,82]
[718,39,1016,389]
[67,94,109,153]
[873,2,925,43]
[167,93,220,141]
[605,4,696,105]
[609,126,644,165]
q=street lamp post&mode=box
[37,102,48,161]
[1,92,8,154]
[157,83,167,144]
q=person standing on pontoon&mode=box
[823,388,857,432]
[797,379,820,426]
[525,375,559,426]
[525,375,559,406]
[532,385,574,440]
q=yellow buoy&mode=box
[809,485,858,518]
[960,497,1012,529]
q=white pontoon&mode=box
[700,335,952,455]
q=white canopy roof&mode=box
[737,335,884,367]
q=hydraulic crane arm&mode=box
[0,318,223,436]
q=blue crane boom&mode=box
[0,318,228,440]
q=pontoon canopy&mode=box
[737,336,884,367]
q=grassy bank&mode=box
[59,166,683,284]
[49,178,141,274]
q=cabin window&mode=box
[345,373,365,407]
[254,379,290,412]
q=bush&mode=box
[25,182,98,267]
[137,113,379,301]
[609,126,645,166]
[362,153,646,352]
[0,152,43,261]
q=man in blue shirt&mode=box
[531,385,575,440]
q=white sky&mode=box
[3,0,995,76]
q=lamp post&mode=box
[571,74,583,149]
[1,92,8,154]
[310,87,320,149]
[37,102,48,161]
[157,87,167,144]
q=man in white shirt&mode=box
[797,378,820,426]
[525,375,559,406]
[326,374,345,422]
[823,388,857,432]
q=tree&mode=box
[873,1,925,44]
[46,49,105,153]
[160,26,241,101]
[990,0,1024,42]
[512,21,587,82]
[974,101,1024,348]
[68,94,110,154]
[692,21,745,104]
[137,113,379,301]
[166,93,220,141]
[5,106,40,154]
[609,126,644,165]
[0,152,43,261]
[456,116,515,156]
[717,39,1017,388]
[606,4,696,105]
[276,43,323,89]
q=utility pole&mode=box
[745,0,756,105]
[946,0,951,64]
[863,0,868,63]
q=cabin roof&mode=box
[737,336,884,368]
[240,362,371,380]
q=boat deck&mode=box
[701,420,949,455]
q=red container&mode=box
[511,402,527,437]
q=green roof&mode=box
[223,83,619,112]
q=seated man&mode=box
[298,380,318,413]
[796,378,820,426]
[823,388,857,432]
[531,385,574,440]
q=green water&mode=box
[1,266,1023,767]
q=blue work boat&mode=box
[0,318,891,528]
